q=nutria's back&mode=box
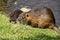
[25,7,55,26]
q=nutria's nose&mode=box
[9,20,12,22]
[9,20,17,23]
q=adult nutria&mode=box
[8,9,23,23]
[17,7,60,34]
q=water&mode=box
[7,0,60,26]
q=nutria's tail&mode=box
[53,26,60,34]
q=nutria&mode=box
[17,7,60,34]
[8,9,23,23]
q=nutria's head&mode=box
[16,11,33,25]
[8,9,23,23]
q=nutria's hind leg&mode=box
[31,23,38,28]
[38,24,44,28]
[48,25,54,29]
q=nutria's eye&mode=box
[26,14,29,17]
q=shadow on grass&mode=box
[0,38,9,40]
[0,33,60,40]
[22,33,60,40]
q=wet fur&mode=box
[17,7,60,34]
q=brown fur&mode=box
[17,7,60,34]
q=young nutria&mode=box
[17,7,60,34]
[8,9,23,23]
[8,7,31,23]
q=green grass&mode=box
[0,12,60,40]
